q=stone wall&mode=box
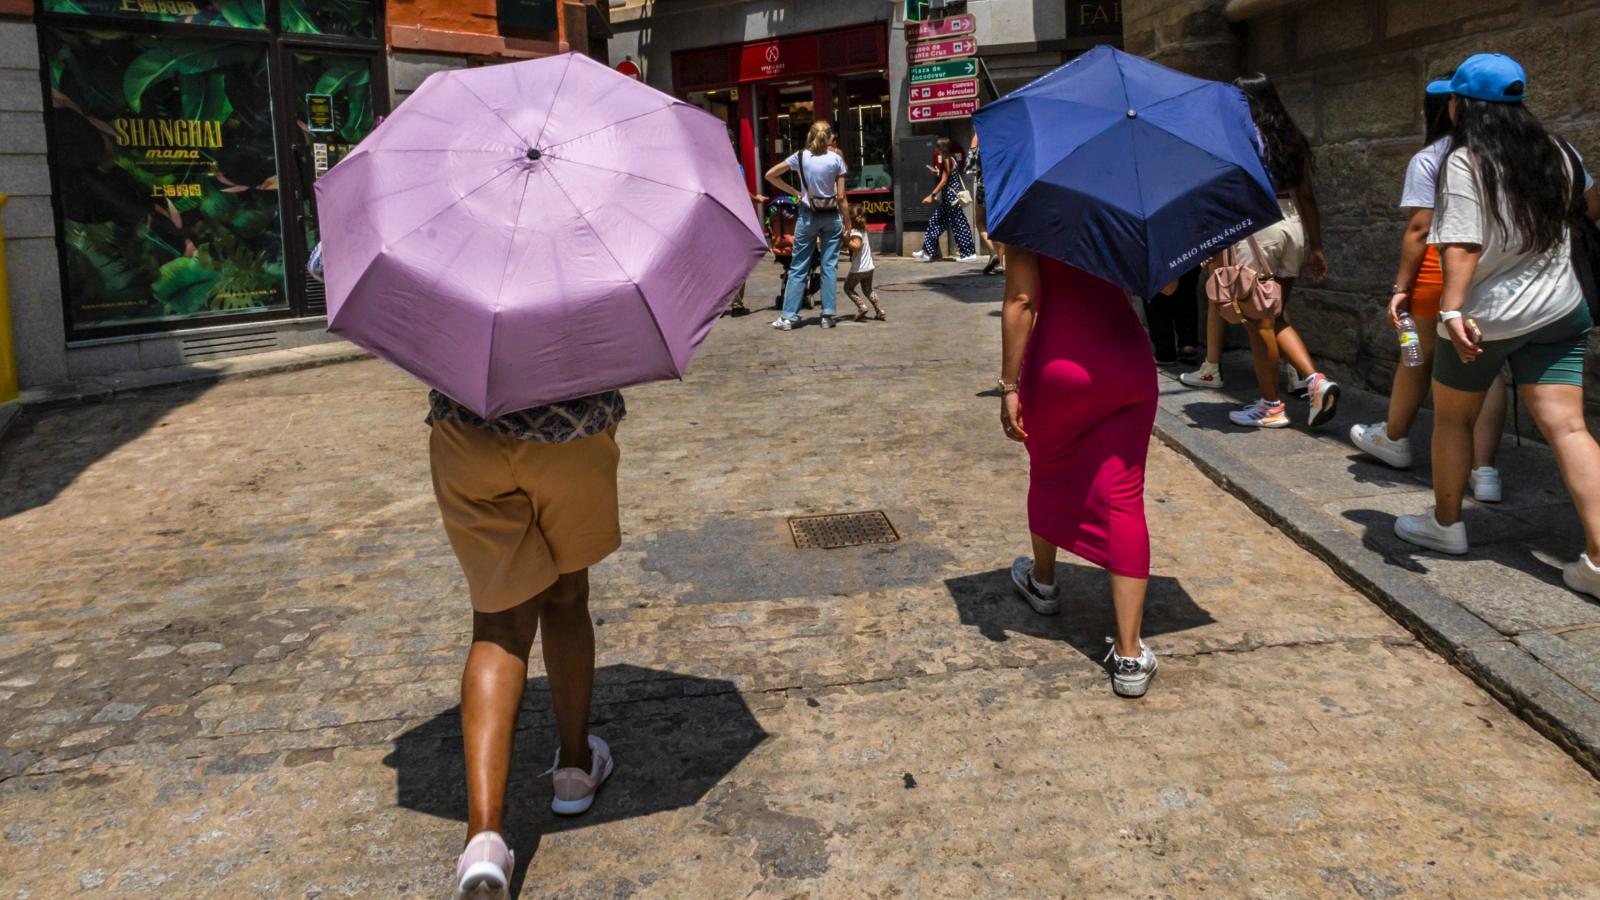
[1122,0,1241,81]
[1240,0,1600,424]
[0,17,67,388]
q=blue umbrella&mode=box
[974,46,1282,299]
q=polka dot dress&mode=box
[922,182,977,258]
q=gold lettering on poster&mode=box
[119,0,202,16]
[114,118,226,150]
[1077,2,1121,26]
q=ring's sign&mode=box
[1068,1,1123,38]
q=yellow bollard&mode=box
[0,192,15,404]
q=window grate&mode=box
[788,511,900,550]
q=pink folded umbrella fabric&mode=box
[315,53,766,418]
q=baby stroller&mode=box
[764,196,822,309]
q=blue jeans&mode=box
[781,207,844,321]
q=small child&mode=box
[844,208,886,322]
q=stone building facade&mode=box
[1128,0,1600,423]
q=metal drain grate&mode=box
[788,511,900,549]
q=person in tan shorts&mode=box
[430,388,624,899]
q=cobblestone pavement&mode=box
[3,262,1600,898]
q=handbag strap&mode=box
[1556,137,1587,219]
[1245,234,1275,279]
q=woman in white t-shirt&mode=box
[764,121,850,330]
[1351,80,1512,498]
[1394,54,1600,600]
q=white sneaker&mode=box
[770,317,793,331]
[1471,467,1503,504]
[1229,399,1290,428]
[1562,554,1600,600]
[1305,373,1341,427]
[1350,422,1413,469]
[1010,556,1061,616]
[1394,510,1469,555]
[549,735,614,816]
[453,831,512,900]
[1286,366,1311,400]
[1104,640,1158,698]
[911,251,935,263]
[1179,363,1225,390]
[957,253,980,263]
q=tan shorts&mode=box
[1235,197,1306,279]
[430,420,621,613]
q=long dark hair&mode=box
[1234,73,1314,191]
[1423,78,1453,146]
[1439,97,1570,254]
[934,136,961,174]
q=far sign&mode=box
[908,98,978,122]
[908,14,975,42]
[909,36,977,64]
[909,58,978,85]
[909,78,978,105]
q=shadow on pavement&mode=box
[0,382,212,521]
[384,663,768,898]
[945,565,1215,663]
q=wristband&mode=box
[1438,310,1464,322]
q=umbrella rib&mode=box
[549,156,760,234]
[528,54,576,151]
[541,104,676,154]
[450,73,534,148]
[539,163,676,374]
[371,159,525,262]
[490,168,538,312]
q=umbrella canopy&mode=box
[974,46,1281,299]
[315,53,766,418]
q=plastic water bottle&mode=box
[1398,314,1424,367]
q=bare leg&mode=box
[1385,317,1437,440]
[462,596,541,838]
[1271,280,1317,379]
[1202,302,1226,366]
[539,571,596,771]
[1246,315,1282,403]
[1109,575,1147,658]
[1520,383,1600,560]
[1474,373,1509,469]
[1431,383,1488,527]
[1031,533,1058,587]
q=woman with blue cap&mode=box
[1393,53,1600,602]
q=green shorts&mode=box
[1433,302,1593,393]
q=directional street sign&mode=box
[908,98,978,122]
[909,58,978,85]
[908,13,975,41]
[909,36,978,64]
[909,78,978,105]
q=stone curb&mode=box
[8,343,372,421]
[0,400,18,446]
[1152,407,1600,779]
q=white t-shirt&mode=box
[1404,137,1594,209]
[785,150,847,210]
[1428,145,1584,341]
[848,229,875,274]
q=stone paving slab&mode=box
[4,264,1600,896]
[1153,351,1600,777]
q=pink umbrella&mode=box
[315,53,766,418]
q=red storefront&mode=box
[671,23,895,231]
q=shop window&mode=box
[834,73,891,193]
[41,0,267,29]
[42,27,286,332]
[757,82,814,172]
[281,0,377,39]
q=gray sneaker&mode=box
[1010,556,1061,615]
[1103,640,1158,698]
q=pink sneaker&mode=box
[550,735,614,815]
[453,831,512,900]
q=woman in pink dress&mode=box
[999,248,1161,697]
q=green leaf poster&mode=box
[43,27,287,331]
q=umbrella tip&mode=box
[1126,109,1138,118]
[526,148,543,161]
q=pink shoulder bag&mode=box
[1206,235,1282,325]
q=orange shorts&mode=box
[1410,246,1443,319]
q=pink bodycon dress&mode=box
[1019,256,1159,579]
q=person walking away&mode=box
[433,389,623,899]
[844,206,886,321]
[766,121,850,330]
[1143,267,1202,365]
[1350,80,1513,497]
[968,131,1004,275]
[1001,249,1162,697]
[1391,54,1600,603]
[913,137,979,264]
[1181,74,1342,430]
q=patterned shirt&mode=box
[426,390,625,443]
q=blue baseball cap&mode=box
[1427,53,1527,103]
